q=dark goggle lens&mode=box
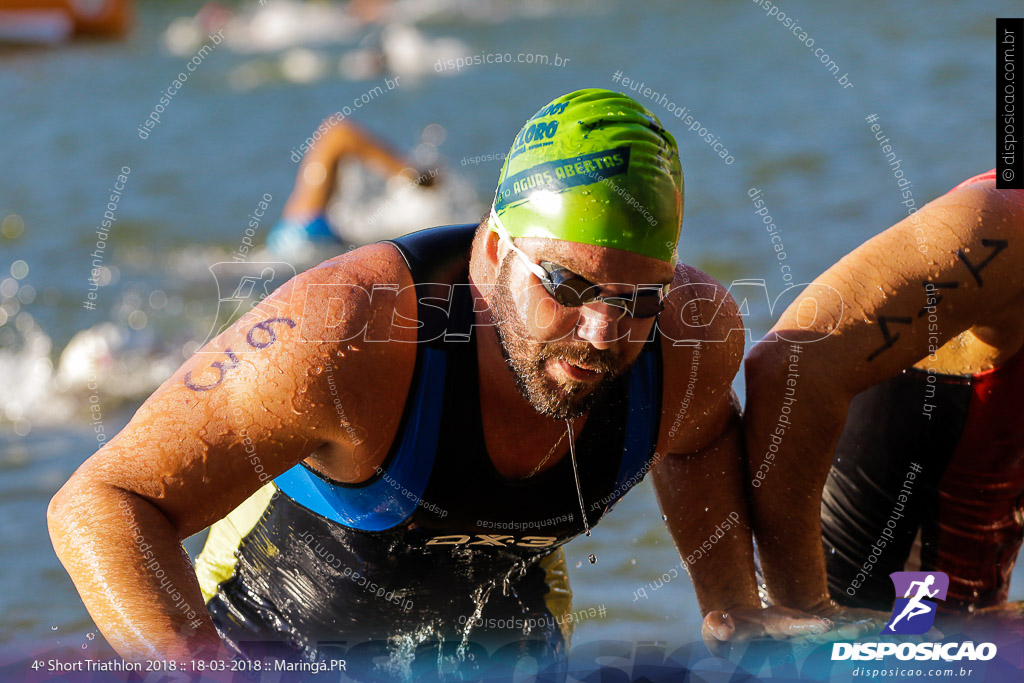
[598,290,663,318]
[548,276,592,307]
[627,290,665,318]
[540,263,665,319]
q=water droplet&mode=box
[588,554,597,564]
[661,514,668,521]
[630,558,637,566]
[575,561,582,568]
[704,507,709,512]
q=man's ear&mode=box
[483,227,502,267]
[470,226,502,301]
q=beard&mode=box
[489,254,633,420]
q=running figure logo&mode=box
[883,571,949,635]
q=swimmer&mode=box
[48,90,826,672]
[267,118,436,258]
[744,169,1024,623]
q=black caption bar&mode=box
[998,18,1023,188]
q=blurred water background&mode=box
[1,0,1021,663]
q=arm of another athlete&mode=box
[332,121,417,180]
[283,120,419,219]
[745,180,1024,615]
[651,265,829,644]
[47,245,416,661]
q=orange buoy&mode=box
[0,0,132,42]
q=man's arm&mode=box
[653,398,759,617]
[47,245,416,661]
[745,180,1024,613]
[652,265,827,642]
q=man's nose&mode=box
[573,304,623,350]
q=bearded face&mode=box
[489,253,636,420]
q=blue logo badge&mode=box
[883,571,949,635]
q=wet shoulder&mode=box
[288,243,419,349]
[658,263,743,350]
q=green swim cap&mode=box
[490,88,683,262]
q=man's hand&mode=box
[964,601,1024,630]
[702,602,886,654]
[414,168,439,188]
[702,605,832,646]
[813,602,889,640]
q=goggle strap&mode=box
[489,208,549,282]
